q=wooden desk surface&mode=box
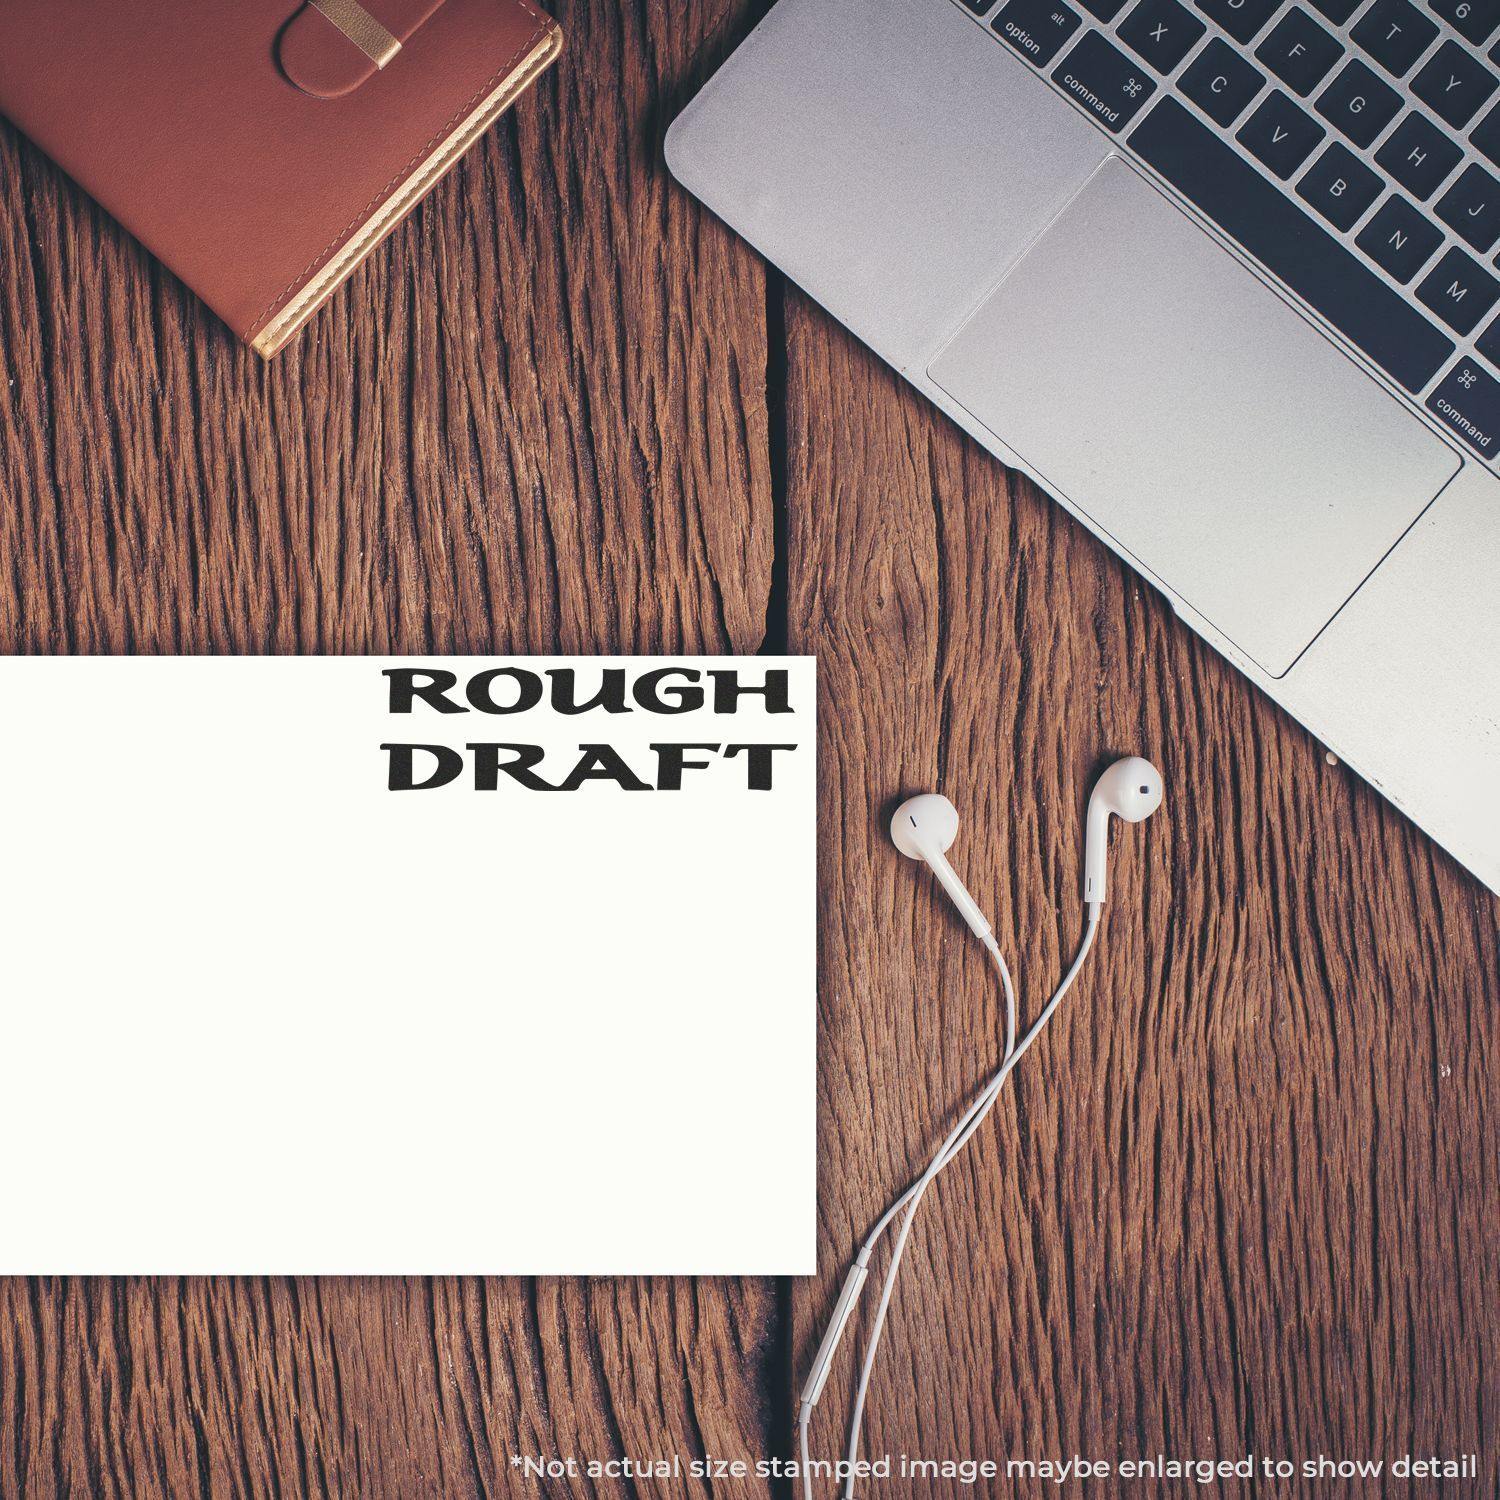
[0,3,1494,1495]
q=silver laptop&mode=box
[666,0,1500,893]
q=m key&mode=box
[1417,245,1500,333]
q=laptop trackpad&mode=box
[928,158,1460,677]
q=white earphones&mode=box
[889,793,997,951]
[800,756,1164,1500]
[1084,754,1163,906]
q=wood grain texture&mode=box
[1,0,1497,1494]
[0,1,780,1496]
[784,290,1500,1496]
[0,1,772,658]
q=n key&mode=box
[1355,194,1444,280]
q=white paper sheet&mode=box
[0,656,816,1273]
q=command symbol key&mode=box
[1052,32,1158,132]
[1427,357,1500,458]
[994,0,1083,67]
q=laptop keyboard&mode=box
[961,0,1500,458]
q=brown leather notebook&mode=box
[0,0,561,356]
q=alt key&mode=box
[1427,357,1500,458]
[994,0,1082,66]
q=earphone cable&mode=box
[798,908,1101,1500]
[796,940,1014,1500]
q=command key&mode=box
[1427,357,1500,458]
[1051,32,1157,133]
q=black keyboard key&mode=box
[1297,141,1384,225]
[1375,111,1464,197]
[994,0,1082,65]
[1257,8,1345,94]
[1478,312,1500,363]
[1471,100,1500,162]
[1052,32,1158,128]
[1195,0,1280,43]
[1128,98,1455,387]
[1417,245,1500,330]
[1412,41,1499,126]
[1351,0,1439,75]
[1427,356,1500,453]
[1317,59,1403,144]
[1429,0,1500,45]
[1080,0,1129,19]
[1181,36,1266,121]
[1239,88,1327,174]
[1356,194,1446,277]
[1435,161,1500,247]
[1309,0,1363,21]
[961,0,996,9]
[1119,0,1207,68]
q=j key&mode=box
[1476,311,1500,364]
[1298,141,1383,226]
[1435,162,1500,248]
[1375,111,1463,197]
[994,0,1082,66]
[1195,0,1280,44]
[1239,88,1327,174]
[1429,0,1500,45]
[1180,37,1266,122]
[1417,245,1500,332]
[1317,59,1403,145]
[1427,356,1500,455]
[1310,0,1363,21]
[1257,8,1344,95]
[1352,0,1440,75]
[1119,0,1206,69]
[1412,42,1499,127]
[1355,194,1446,279]
[1052,32,1157,129]
[1128,98,1455,388]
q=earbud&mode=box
[890,793,995,945]
[812,757,1167,1494]
[1083,756,1163,907]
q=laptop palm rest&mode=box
[928,158,1460,678]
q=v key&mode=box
[1237,87,1325,179]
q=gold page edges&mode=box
[250,18,561,357]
